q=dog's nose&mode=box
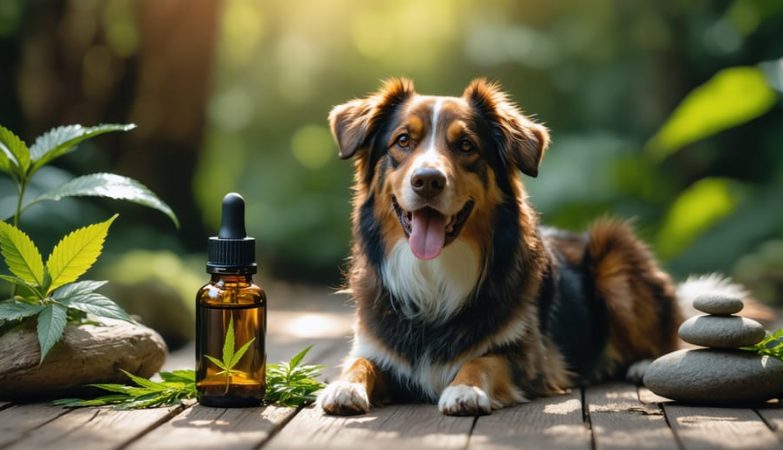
[411,168,446,199]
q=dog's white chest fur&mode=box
[381,238,481,323]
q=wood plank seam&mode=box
[660,409,685,450]
[636,387,685,450]
[0,406,73,450]
[581,388,597,450]
[254,406,305,450]
[461,415,479,450]
[753,408,783,446]
[116,402,192,450]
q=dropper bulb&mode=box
[218,193,247,239]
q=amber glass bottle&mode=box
[196,193,266,407]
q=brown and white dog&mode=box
[317,78,743,416]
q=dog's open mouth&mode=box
[392,197,475,260]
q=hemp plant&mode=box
[54,346,325,409]
[0,123,178,362]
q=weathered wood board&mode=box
[468,390,590,450]
[586,383,677,450]
[128,404,296,450]
[665,404,780,449]
[266,404,474,450]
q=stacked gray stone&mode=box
[644,294,783,404]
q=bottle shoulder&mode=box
[197,278,266,307]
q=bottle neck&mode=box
[211,273,254,284]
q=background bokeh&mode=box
[1,0,782,346]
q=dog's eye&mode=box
[396,134,411,149]
[459,139,475,153]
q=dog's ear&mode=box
[329,78,416,160]
[463,78,550,177]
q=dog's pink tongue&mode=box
[409,208,446,260]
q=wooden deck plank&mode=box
[5,404,187,450]
[265,404,474,450]
[586,383,678,450]
[755,407,783,445]
[664,405,781,450]
[128,404,296,450]
[0,404,72,447]
[468,390,590,450]
[638,387,673,405]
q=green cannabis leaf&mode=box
[265,345,325,407]
[53,369,197,409]
[204,315,256,393]
[53,346,325,409]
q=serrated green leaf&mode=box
[0,274,40,294]
[116,393,172,410]
[37,303,67,363]
[223,314,236,367]
[120,369,171,391]
[230,337,256,368]
[51,280,108,300]
[159,369,195,383]
[0,221,45,286]
[0,144,11,175]
[288,344,313,368]
[45,215,117,292]
[0,124,30,176]
[204,355,227,371]
[60,292,131,322]
[0,300,44,321]
[29,124,136,174]
[86,383,141,395]
[25,173,179,228]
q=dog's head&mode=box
[330,78,549,261]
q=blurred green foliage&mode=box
[193,0,783,293]
[1,0,782,303]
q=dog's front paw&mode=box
[318,381,371,416]
[438,385,492,416]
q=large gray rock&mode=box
[678,315,765,348]
[693,294,743,315]
[644,349,783,404]
[0,320,167,399]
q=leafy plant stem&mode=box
[10,179,26,297]
[13,178,26,227]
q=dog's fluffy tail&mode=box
[676,273,774,325]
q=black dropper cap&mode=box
[207,193,257,274]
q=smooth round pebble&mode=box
[644,348,783,404]
[693,294,743,315]
[678,315,765,348]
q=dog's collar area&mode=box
[392,196,475,247]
